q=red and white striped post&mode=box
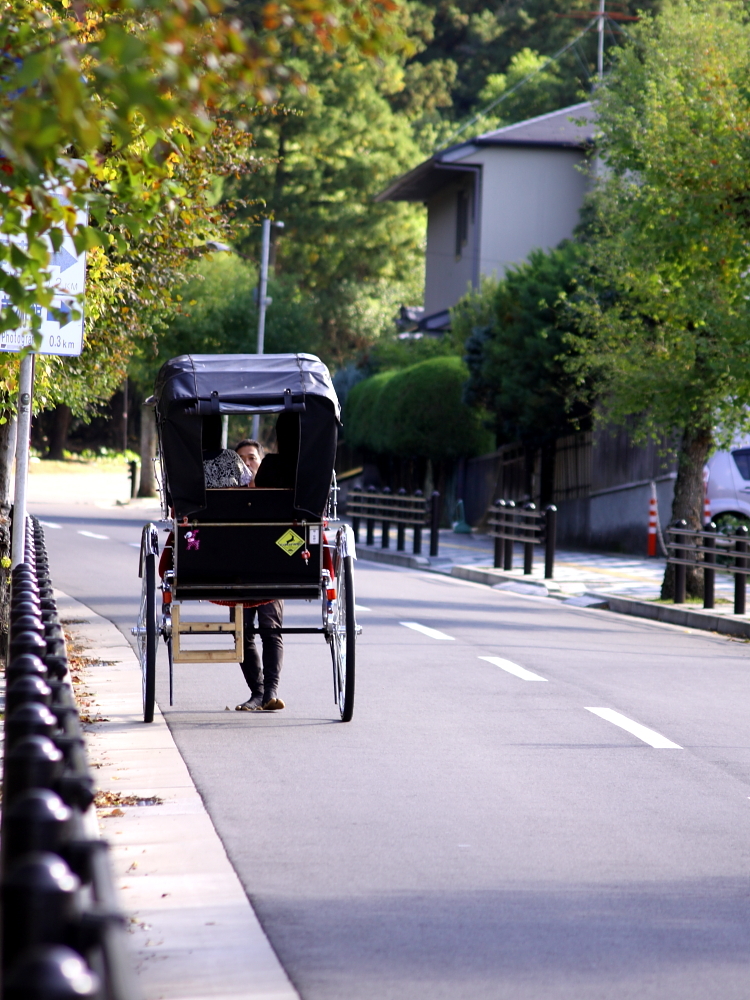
[647,482,658,557]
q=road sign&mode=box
[0,225,86,357]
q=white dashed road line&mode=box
[585,707,682,749]
[354,605,370,612]
[39,520,62,529]
[78,530,109,540]
[400,622,455,641]
[479,655,548,682]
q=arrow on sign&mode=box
[50,247,77,273]
[46,300,72,327]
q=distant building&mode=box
[377,102,596,330]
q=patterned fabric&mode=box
[203,449,249,488]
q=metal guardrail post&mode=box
[673,519,687,604]
[352,516,360,544]
[493,500,504,569]
[735,525,748,615]
[544,505,557,580]
[523,503,536,575]
[703,521,716,610]
[381,487,391,548]
[366,485,376,546]
[397,490,406,552]
[504,500,515,570]
[413,491,423,555]
[429,491,440,557]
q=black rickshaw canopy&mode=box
[153,353,341,519]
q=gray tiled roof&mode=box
[376,101,596,202]
[476,101,595,148]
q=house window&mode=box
[455,188,469,259]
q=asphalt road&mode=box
[31,499,750,1000]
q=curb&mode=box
[57,590,299,1000]
[449,564,557,592]
[589,592,750,639]
[356,547,431,570]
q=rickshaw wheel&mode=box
[331,553,356,722]
[137,527,158,723]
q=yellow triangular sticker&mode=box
[276,529,305,556]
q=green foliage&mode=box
[232,43,426,365]
[567,0,750,449]
[461,244,589,447]
[0,0,407,415]
[345,355,491,461]
[405,0,660,126]
[129,253,320,389]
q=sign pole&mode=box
[11,351,34,567]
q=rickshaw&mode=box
[132,353,359,724]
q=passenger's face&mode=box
[237,445,261,476]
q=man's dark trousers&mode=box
[240,600,283,699]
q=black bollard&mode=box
[4,737,64,806]
[5,944,99,1000]
[2,853,81,968]
[366,485,376,547]
[6,703,59,751]
[544,505,557,580]
[413,490,423,555]
[7,654,48,686]
[523,503,536,575]
[10,630,48,660]
[3,790,72,867]
[6,676,52,716]
[381,487,391,549]
[493,500,504,569]
[397,489,407,552]
[734,524,748,615]
[504,500,516,571]
[429,491,440,557]
[673,519,687,604]
[703,521,716,610]
[10,614,45,639]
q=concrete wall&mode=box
[424,177,477,315]
[557,477,675,554]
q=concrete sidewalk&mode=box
[59,590,298,1000]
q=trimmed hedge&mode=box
[345,356,491,461]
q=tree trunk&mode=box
[138,404,157,498]
[660,424,712,599]
[47,404,71,461]
[0,415,16,651]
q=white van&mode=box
[706,448,750,523]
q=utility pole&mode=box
[204,228,283,442]
[597,0,605,80]
[253,218,284,440]
[11,353,34,568]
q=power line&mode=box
[443,18,598,149]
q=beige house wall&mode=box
[422,145,590,315]
[472,146,589,281]
[423,177,477,316]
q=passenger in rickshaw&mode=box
[201,416,251,487]
[234,412,300,712]
[235,439,263,485]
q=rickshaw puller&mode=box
[236,599,285,712]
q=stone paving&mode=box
[357,525,740,605]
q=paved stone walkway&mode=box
[358,526,739,605]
